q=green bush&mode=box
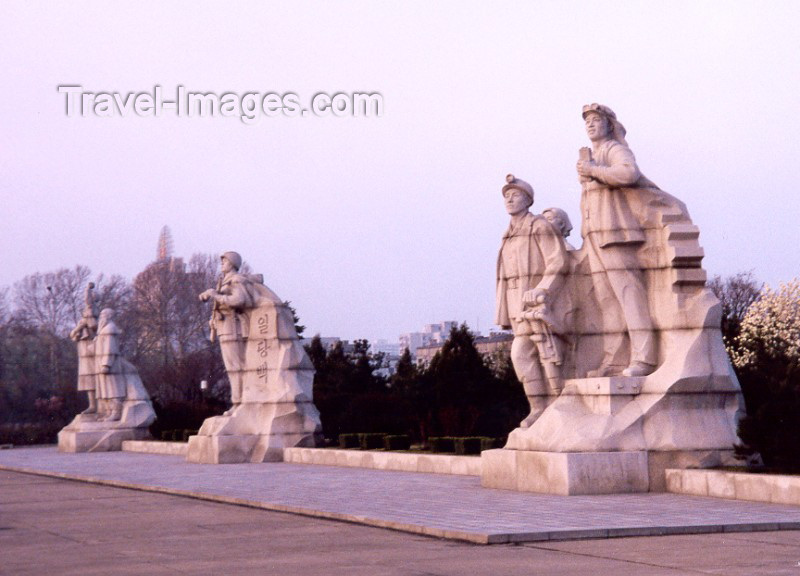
[359,432,386,450]
[428,436,456,453]
[159,429,187,442]
[480,437,503,451]
[455,437,484,455]
[0,423,59,446]
[338,433,360,449]
[384,434,411,451]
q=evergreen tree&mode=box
[426,324,495,436]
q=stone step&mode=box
[121,440,188,456]
[283,447,481,476]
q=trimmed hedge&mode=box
[481,437,504,451]
[384,434,411,451]
[0,423,59,446]
[454,437,484,455]
[428,436,456,453]
[359,432,386,450]
[159,429,197,442]
[338,433,360,449]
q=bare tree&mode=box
[12,266,92,336]
[128,253,218,364]
[708,271,762,347]
[0,286,9,326]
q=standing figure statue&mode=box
[69,282,100,414]
[576,103,658,378]
[199,251,257,413]
[496,174,570,427]
[95,308,127,421]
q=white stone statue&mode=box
[495,175,570,428]
[68,282,99,415]
[199,251,255,413]
[59,297,156,452]
[542,207,576,251]
[482,105,744,495]
[188,251,322,464]
[576,103,658,378]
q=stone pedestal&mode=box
[481,448,649,495]
[481,447,736,494]
[485,370,740,493]
[58,398,156,453]
[186,401,319,463]
[58,421,152,453]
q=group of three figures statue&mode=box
[496,103,737,434]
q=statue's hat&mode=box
[502,174,534,203]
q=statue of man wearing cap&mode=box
[576,103,658,378]
[199,251,255,411]
[496,174,570,428]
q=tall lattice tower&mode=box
[156,225,174,261]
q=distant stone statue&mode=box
[188,251,321,463]
[95,309,128,421]
[68,282,99,415]
[59,296,156,452]
[495,175,570,427]
[576,103,658,378]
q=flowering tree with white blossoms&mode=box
[731,279,800,468]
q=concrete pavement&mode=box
[3,469,800,575]
[1,446,799,545]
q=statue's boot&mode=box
[81,392,97,415]
[519,392,550,429]
[222,374,243,416]
[106,399,123,422]
[587,351,621,378]
[96,399,109,421]
[622,329,657,377]
[622,361,656,377]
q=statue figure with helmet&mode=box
[199,250,256,411]
[191,251,322,463]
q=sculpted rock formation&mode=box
[59,285,156,452]
[483,104,744,494]
[187,252,322,464]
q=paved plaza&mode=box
[2,446,800,574]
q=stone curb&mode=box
[666,468,800,505]
[283,447,481,476]
[122,440,188,456]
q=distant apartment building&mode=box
[415,332,513,365]
[399,321,458,358]
[372,339,401,357]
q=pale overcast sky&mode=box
[1,1,798,342]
